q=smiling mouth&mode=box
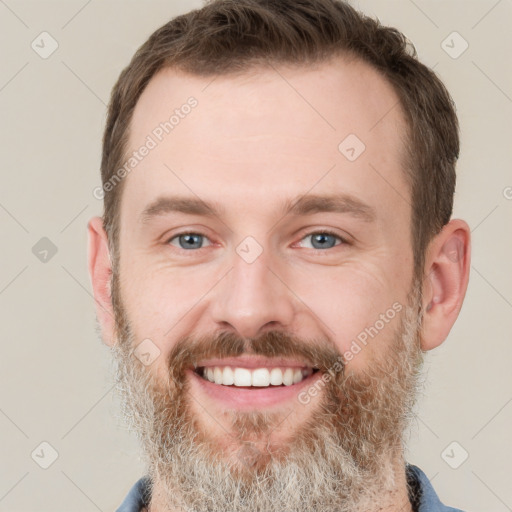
[194,365,320,388]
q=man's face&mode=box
[109,57,425,510]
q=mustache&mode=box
[166,330,344,388]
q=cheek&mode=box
[289,263,404,365]
[115,264,199,365]
[124,266,205,327]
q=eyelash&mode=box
[165,229,349,252]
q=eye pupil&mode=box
[311,233,338,250]
[181,234,202,249]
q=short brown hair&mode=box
[100,0,459,281]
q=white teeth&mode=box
[200,366,312,387]
[213,367,223,385]
[222,366,234,385]
[233,367,252,386]
[293,369,303,384]
[269,368,283,386]
[283,368,294,386]
[251,368,270,387]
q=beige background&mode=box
[0,0,511,510]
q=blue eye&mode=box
[167,233,212,250]
[298,231,345,250]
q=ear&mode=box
[420,218,471,351]
[87,216,116,347]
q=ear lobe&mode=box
[420,219,471,351]
[87,216,116,347]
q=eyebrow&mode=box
[139,193,376,224]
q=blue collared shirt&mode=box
[116,463,465,512]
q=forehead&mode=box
[121,56,410,230]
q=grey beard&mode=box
[109,280,425,512]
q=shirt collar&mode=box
[406,464,465,512]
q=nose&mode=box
[209,245,295,339]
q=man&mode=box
[87,0,471,510]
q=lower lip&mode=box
[187,369,323,409]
